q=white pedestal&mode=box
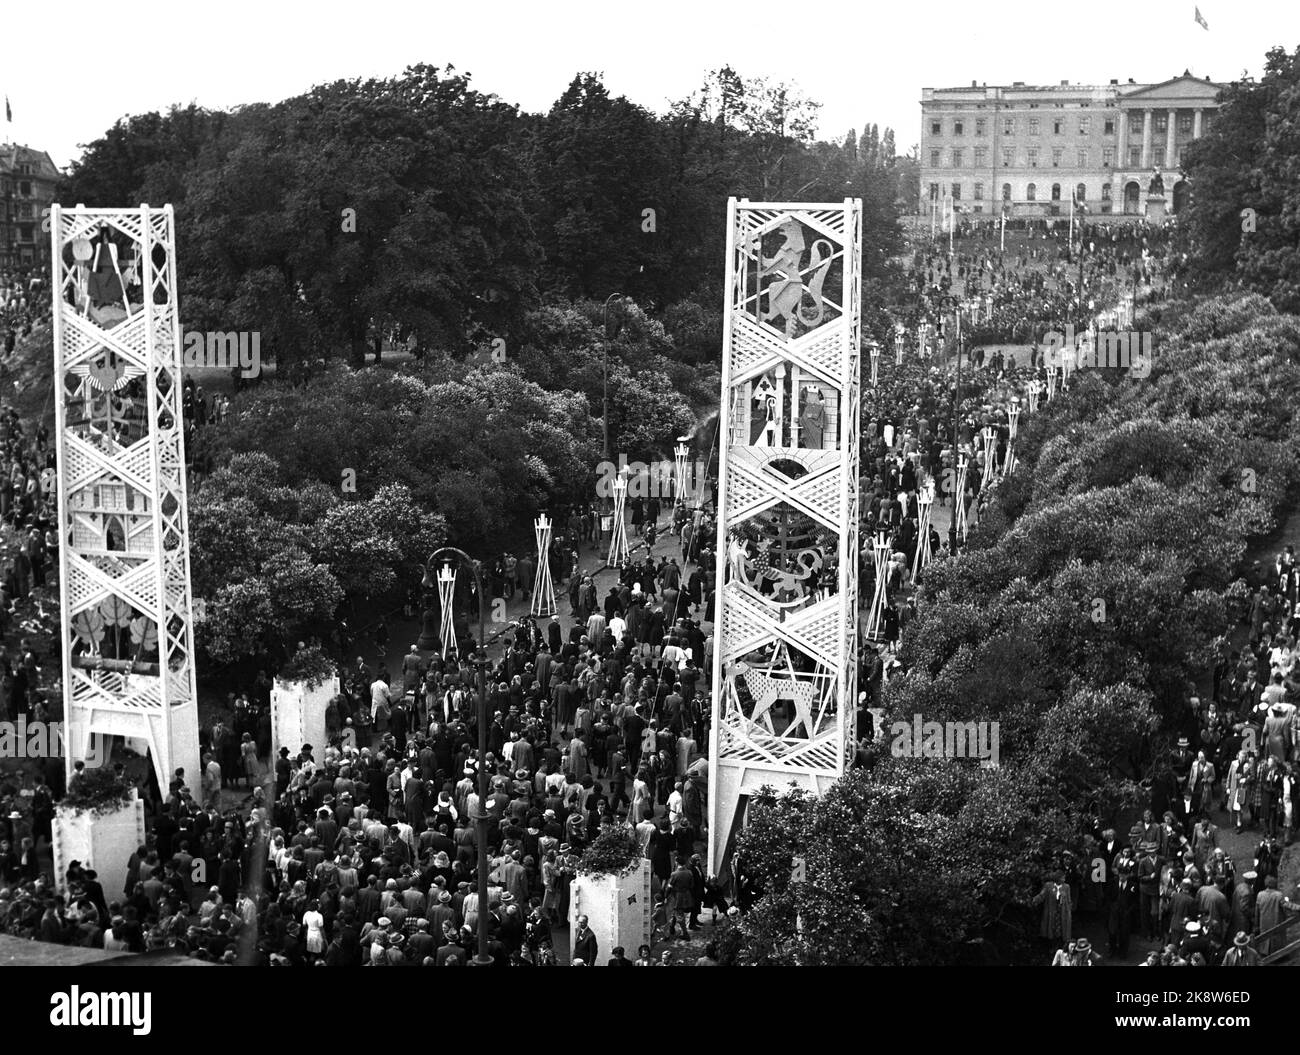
[52,789,145,901]
[271,677,340,760]
[570,858,652,965]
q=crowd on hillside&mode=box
[0,402,55,724]
[0,268,49,358]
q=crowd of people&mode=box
[0,471,732,963]
[0,216,1295,967]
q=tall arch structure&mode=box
[708,198,862,874]
[50,205,200,793]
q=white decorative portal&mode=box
[673,443,689,514]
[953,454,971,543]
[51,205,200,794]
[863,532,890,644]
[531,514,557,618]
[437,563,458,658]
[708,199,861,875]
[911,485,934,584]
[607,465,631,568]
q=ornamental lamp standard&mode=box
[868,339,881,388]
[893,324,905,366]
[422,546,491,966]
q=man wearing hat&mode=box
[1222,930,1261,966]
[1178,919,1211,962]
[1231,871,1257,936]
[427,888,456,934]
[1070,937,1101,966]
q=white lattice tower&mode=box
[980,426,997,486]
[607,466,630,567]
[531,514,556,618]
[51,205,200,794]
[911,488,934,584]
[1046,364,1057,402]
[708,198,861,875]
[1004,400,1021,479]
[954,455,970,542]
[1027,379,1041,414]
[673,443,689,513]
[437,562,458,658]
[864,533,890,642]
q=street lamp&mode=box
[893,324,905,366]
[422,546,492,967]
[868,339,881,388]
[602,293,627,462]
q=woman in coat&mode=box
[1031,874,1073,943]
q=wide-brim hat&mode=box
[1233,931,1250,947]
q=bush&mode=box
[279,642,337,689]
[61,767,134,816]
[576,825,642,878]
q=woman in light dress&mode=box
[302,899,326,961]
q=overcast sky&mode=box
[2,0,1293,170]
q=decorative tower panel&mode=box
[51,205,200,793]
[708,199,861,874]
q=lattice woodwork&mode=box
[51,206,200,793]
[708,199,862,874]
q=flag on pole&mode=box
[1194,5,1208,29]
[4,97,11,123]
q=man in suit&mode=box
[1187,751,1216,819]
[572,914,597,965]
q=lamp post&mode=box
[893,324,904,366]
[868,339,881,388]
[602,293,626,462]
[422,546,491,966]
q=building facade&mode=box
[0,143,61,268]
[919,74,1224,224]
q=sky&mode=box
[2,0,1296,170]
